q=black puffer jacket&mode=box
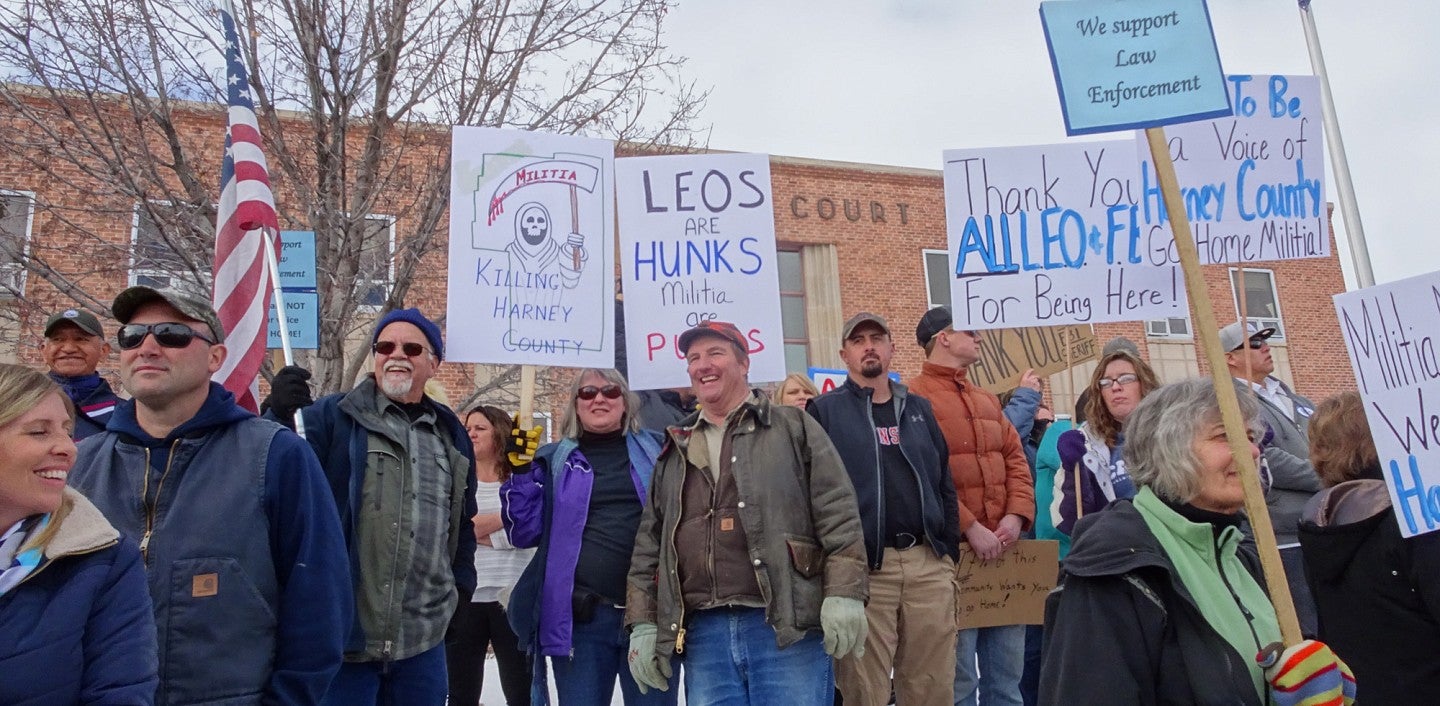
[1040,500,1265,706]
[1299,478,1440,705]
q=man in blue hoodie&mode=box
[69,285,351,705]
[40,307,122,439]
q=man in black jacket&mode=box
[809,312,962,705]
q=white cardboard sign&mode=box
[942,140,1187,329]
[1138,74,1328,265]
[1335,271,1440,537]
[617,153,786,390]
[446,127,615,367]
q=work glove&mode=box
[820,596,867,659]
[264,366,313,427]
[627,623,671,694]
[507,414,541,470]
[1257,640,1356,706]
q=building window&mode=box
[357,215,395,310]
[1145,316,1191,338]
[777,247,809,372]
[131,202,210,296]
[1229,268,1285,340]
[0,190,34,295]
[923,249,950,309]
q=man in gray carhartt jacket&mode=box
[1221,320,1321,634]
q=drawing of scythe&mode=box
[486,158,600,270]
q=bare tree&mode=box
[0,0,706,393]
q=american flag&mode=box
[211,0,280,413]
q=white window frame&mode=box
[1144,316,1192,339]
[1228,267,1286,341]
[922,248,951,309]
[0,189,35,296]
[129,201,212,296]
[776,246,809,373]
[356,214,396,312]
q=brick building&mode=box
[0,95,1355,427]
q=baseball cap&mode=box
[1218,321,1275,352]
[678,320,748,357]
[915,306,954,347]
[111,286,226,344]
[840,312,890,342]
[43,308,104,338]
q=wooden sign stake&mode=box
[1144,127,1301,645]
[517,365,536,431]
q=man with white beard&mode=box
[276,308,479,705]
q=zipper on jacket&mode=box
[139,441,181,563]
[893,395,935,555]
[867,394,884,571]
[669,461,687,654]
[1212,534,1264,661]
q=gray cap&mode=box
[43,308,104,338]
[111,286,226,344]
[1218,321,1275,352]
[840,312,890,342]
[1101,336,1140,358]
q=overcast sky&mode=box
[662,0,1436,289]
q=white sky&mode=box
[662,0,1438,289]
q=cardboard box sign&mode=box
[956,540,1060,629]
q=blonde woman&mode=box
[0,363,156,704]
[772,372,819,409]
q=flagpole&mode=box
[263,228,306,438]
[1298,0,1375,289]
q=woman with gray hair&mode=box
[501,369,678,704]
[1039,378,1354,706]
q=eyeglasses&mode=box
[577,384,623,401]
[116,323,215,350]
[373,340,428,357]
[1097,373,1139,389]
[1239,338,1268,351]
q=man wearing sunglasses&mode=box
[69,285,351,705]
[280,307,479,706]
[1220,319,1322,636]
[39,308,121,440]
[808,312,961,705]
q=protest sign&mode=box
[266,292,318,349]
[617,153,786,390]
[970,325,1097,394]
[1335,272,1440,538]
[942,140,1187,329]
[956,540,1060,629]
[446,127,614,367]
[1040,0,1231,135]
[275,231,317,289]
[1138,75,1328,264]
[806,367,899,394]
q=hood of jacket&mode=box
[106,382,254,446]
[1062,497,1171,579]
[1299,478,1393,584]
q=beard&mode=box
[860,358,885,379]
[379,364,415,400]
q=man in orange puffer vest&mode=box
[906,305,1035,706]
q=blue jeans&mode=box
[322,642,447,706]
[954,625,1025,706]
[682,607,831,706]
[549,605,678,706]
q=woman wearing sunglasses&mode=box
[0,363,158,704]
[501,369,678,705]
[1051,348,1160,536]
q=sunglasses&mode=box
[116,322,215,350]
[577,384,623,401]
[372,340,428,357]
[1097,373,1139,389]
[1238,338,1268,351]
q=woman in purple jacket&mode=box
[501,369,677,705]
[1052,349,1160,536]
[0,363,156,705]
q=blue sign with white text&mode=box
[267,291,319,349]
[1040,0,1231,135]
[276,231,317,290]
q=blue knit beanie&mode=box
[373,308,444,361]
